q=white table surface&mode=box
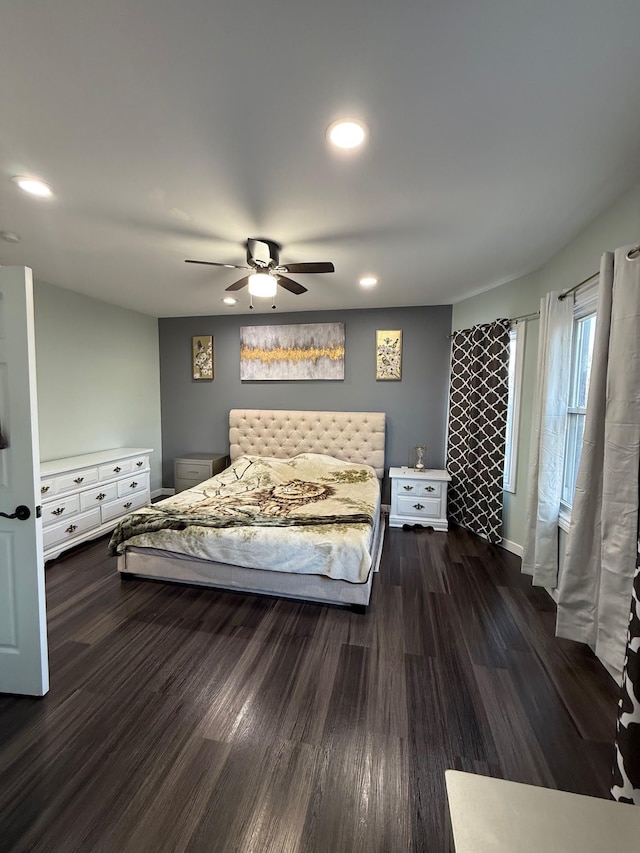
[445,770,640,853]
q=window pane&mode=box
[574,314,596,408]
[562,412,585,506]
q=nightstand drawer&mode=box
[175,460,213,481]
[396,495,442,520]
[174,453,229,493]
[394,478,442,498]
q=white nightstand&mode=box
[389,466,451,530]
[173,452,229,493]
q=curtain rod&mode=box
[558,270,599,301]
[558,243,640,301]
[449,311,539,338]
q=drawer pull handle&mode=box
[403,485,414,491]
[74,477,84,484]
[413,503,425,510]
[123,502,133,509]
[41,485,50,494]
[52,507,65,516]
[136,461,144,467]
[424,486,435,492]
[129,481,138,489]
[114,466,122,473]
[96,492,107,501]
[65,524,78,534]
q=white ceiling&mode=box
[1,1,639,318]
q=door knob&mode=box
[0,505,31,521]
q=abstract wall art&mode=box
[240,323,345,380]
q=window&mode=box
[559,283,598,519]
[503,322,525,493]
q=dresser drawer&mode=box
[79,482,118,511]
[43,508,102,550]
[99,459,133,480]
[394,478,442,498]
[42,467,100,497]
[175,460,213,482]
[131,455,149,472]
[42,493,81,526]
[117,473,149,498]
[396,495,443,520]
[101,491,149,524]
[40,479,55,498]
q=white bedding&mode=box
[111,453,381,584]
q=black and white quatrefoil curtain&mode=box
[446,319,511,544]
[613,530,640,804]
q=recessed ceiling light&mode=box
[0,231,21,243]
[222,296,237,305]
[327,119,368,150]
[359,276,378,288]
[13,176,53,197]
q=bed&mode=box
[113,409,386,608]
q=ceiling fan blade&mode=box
[278,262,334,274]
[277,275,307,295]
[185,259,249,269]
[225,276,252,292]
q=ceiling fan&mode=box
[185,238,335,298]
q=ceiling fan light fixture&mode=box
[248,273,277,298]
[12,176,54,197]
[327,119,367,150]
[359,276,378,288]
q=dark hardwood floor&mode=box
[0,524,619,852]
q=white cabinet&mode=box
[173,453,229,493]
[389,466,451,530]
[40,447,152,561]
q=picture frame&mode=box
[376,330,402,380]
[192,335,213,380]
[240,323,345,381]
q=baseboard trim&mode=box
[499,537,523,558]
[152,488,174,499]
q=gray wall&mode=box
[34,280,163,491]
[452,178,640,551]
[159,305,452,498]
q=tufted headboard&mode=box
[229,409,386,479]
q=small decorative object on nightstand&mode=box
[173,452,229,493]
[389,466,451,530]
[413,445,426,471]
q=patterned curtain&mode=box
[446,319,510,544]
[612,525,640,804]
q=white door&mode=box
[0,266,49,696]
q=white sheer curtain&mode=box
[522,291,573,586]
[556,247,640,681]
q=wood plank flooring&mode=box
[0,525,619,852]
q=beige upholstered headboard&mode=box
[229,409,386,478]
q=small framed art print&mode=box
[192,335,213,380]
[376,330,402,380]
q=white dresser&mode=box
[389,466,451,530]
[40,447,153,561]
